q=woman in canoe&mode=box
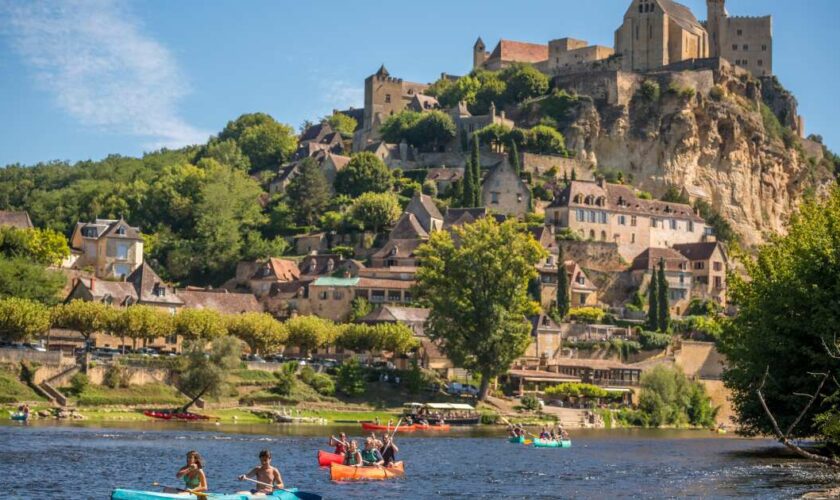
[237,449,283,495]
[361,437,384,466]
[329,432,348,455]
[172,450,207,494]
[379,434,399,467]
[343,440,363,467]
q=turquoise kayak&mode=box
[111,488,316,500]
[508,435,526,444]
[532,438,572,448]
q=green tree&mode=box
[555,248,570,318]
[508,140,521,176]
[179,336,241,407]
[461,155,477,208]
[502,64,549,103]
[408,111,457,151]
[476,123,512,153]
[335,152,393,197]
[285,315,337,357]
[52,300,115,358]
[225,115,297,171]
[637,365,715,428]
[379,111,422,144]
[0,256,66,305]
[286,157,331,225]
[720,187,840,440]
[336,358,366,396]
[173,308,227,340]
[647,272,659,332]
[657,258,670,332]
[525,126,566,155]
[415,217,546,399]
[471,72,506,115]
[349,192,401,233]
[348,297,373,322]
[227,312,288,355]
[0,297,51,343]
[110,305,173,350]
[325,112,358,138]
[336,324,380,361]
[372,322,419,355]
[0,226,70,266]
[202,139,251,172]
[462,133,482,207]
[694,199,738,243]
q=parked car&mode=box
[246,354,266,363]
[447,382,479,397]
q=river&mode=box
[0,421,836,498]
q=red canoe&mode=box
[318,450,344,467]
[143,410,211,421]
[360,422,416,432]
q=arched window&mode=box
[589,230,595,240]
[573,194,583,204]
[601,230,607,241]
[584,195,594,205]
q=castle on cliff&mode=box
[474,0,771,78]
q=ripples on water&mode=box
[0,422,835,499]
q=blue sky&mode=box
[1,0,838,166]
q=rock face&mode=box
[547,67,834,245]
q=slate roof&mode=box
[673,242,723,261]
[389,213,429,240]
[630,247,689,272]
[0,211,33,229]
[371,239,425,261]
[550,180,704,222]
[299,253,343,275]
[487,39,549,64]
[425,167,464,183]
[530,314,563,335]
[127,262,184,306]
[360,305,429,324]
[177,290,262,314]
[443,207,488,227]
[656,0,705,33]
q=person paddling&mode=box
[329,432,349,455]
[344,440,363,466]
[380,434,399,467]
[237,449,284,495]
[361,437,384,466]
[171,450,207,494]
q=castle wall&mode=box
[520,153,591,179]
[546,42,614,75]
[718,16,772,77]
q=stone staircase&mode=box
[39,380,68,407]
[38,363,79,407]
[541,406,590,428]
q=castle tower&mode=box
[473,37,487,69]
[706,0,727,57]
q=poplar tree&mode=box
[508,140,521,176]
[657,258,670,332]
[461,154,476,207]
[555,248,570,318]
[470,133,482,206]
[647,270,659,331]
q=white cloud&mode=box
[3,0,209,149]
[318,79,363,114]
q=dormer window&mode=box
[390,245,399,257]
[326,259,335,272]
[117,226,126,235]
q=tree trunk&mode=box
[478,373,491,401]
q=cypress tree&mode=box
[657,257,670,332]
[571,168,577,181]
[471,133,482,206]
[461,153,475,207]
[647,269,659,331]
[450,179,463,207]
[556,248,570,319]
[508,140,521,176]
[562,170,569,184]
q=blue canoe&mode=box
[532,438,572,448]
[10,413,28,421]
[111,489,319,500]
[508,435,526,444]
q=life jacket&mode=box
[361,448,381,464]
[344,452,360,466]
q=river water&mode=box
[0,421,836,499]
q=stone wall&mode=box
[86,365,170,386]
[0,348,74,366]
[557,240,626,272]
[520,153,592,179]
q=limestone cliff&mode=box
[536,66,835,245]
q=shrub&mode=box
[639,80,660,101]
[480,412,499,425]
[272,362,298,396]
[639,330,672,350]
[709,85,725,101]
[307,373,335,396]
[521,393,540,411]
[336,359,366,397]
[545,382,608,399]
[667,83,695,99]
[103,364,130,389]
[556,228,582,241]
[70,372,89,395]
[568,307,606,324]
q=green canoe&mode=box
[531,438,572,448]
[508,435,527,444]
[111,488,318,500]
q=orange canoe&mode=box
[360,422,416,432]
[414,423,451,431]
[318,450,344,467]
[329,462,405,481]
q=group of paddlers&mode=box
[328,431,400,467]
[508,423,570,441]
[169,449,284,496]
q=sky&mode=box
[0,0,838,166]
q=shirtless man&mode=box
[238,449,284,495]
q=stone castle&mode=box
[474,0,771,77]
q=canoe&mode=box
[110,488,312,500]
[414,423,451,431]
[329,462,405,481]
[360,422,416,432]
[509,435,526,444]
[143,410,212,421]
[317,450,344,467]
[10,412,28,421]
[532,438,572,448]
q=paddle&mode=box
[239,477,322,500]
[151,481,207,499]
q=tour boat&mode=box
[317,450,344,467]
[329,461,405,481]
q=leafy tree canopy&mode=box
[227,312,287,355]
[334,152,393,197]
[0,226,70,266]
[286,157,331,226]
[325,112,358,138]
[349,192,401,233]
[0,297,51,343]
[0,256,65,305]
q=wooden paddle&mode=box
[239,477,322,500]
[151,481,207,499]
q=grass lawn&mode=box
[295,408,399,423]
[66,383,187,406]
[0,369,46,403]
[231,369,277,386]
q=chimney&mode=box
[597,177,606,188]
[500,110,506,120]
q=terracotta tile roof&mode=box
[673,242,722,261]
[177,290,262,314]
[630,247,689,272]
[252,258,300,282]
[488,39,549,64]
[0,211,33,229]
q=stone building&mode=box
[544,38,615,75]
[630,247,692,315]
[473,37,613,75]
[673,241,728,305]
[615,0,771,77]
[536,257,599,310]
[481,159,531,217]
[361,65,428,139]
[450,101,515,140]
[545,180,710,261]
[68,218,144,279]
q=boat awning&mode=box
[602,387,634,393]
[424,403,475,411]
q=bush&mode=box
[709,85,725,101]
[521,393,540,412]
[480,412,499,425]
[70,372,89,395]
[666,83,695,99]
[103,364,130,389]
[639,80,661,101]
[568,307,606,324]
[639,330,671,350]
[545,382,608,399]
[307,373,335,396]
[336,359,366,397]
[272,362,298,396]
